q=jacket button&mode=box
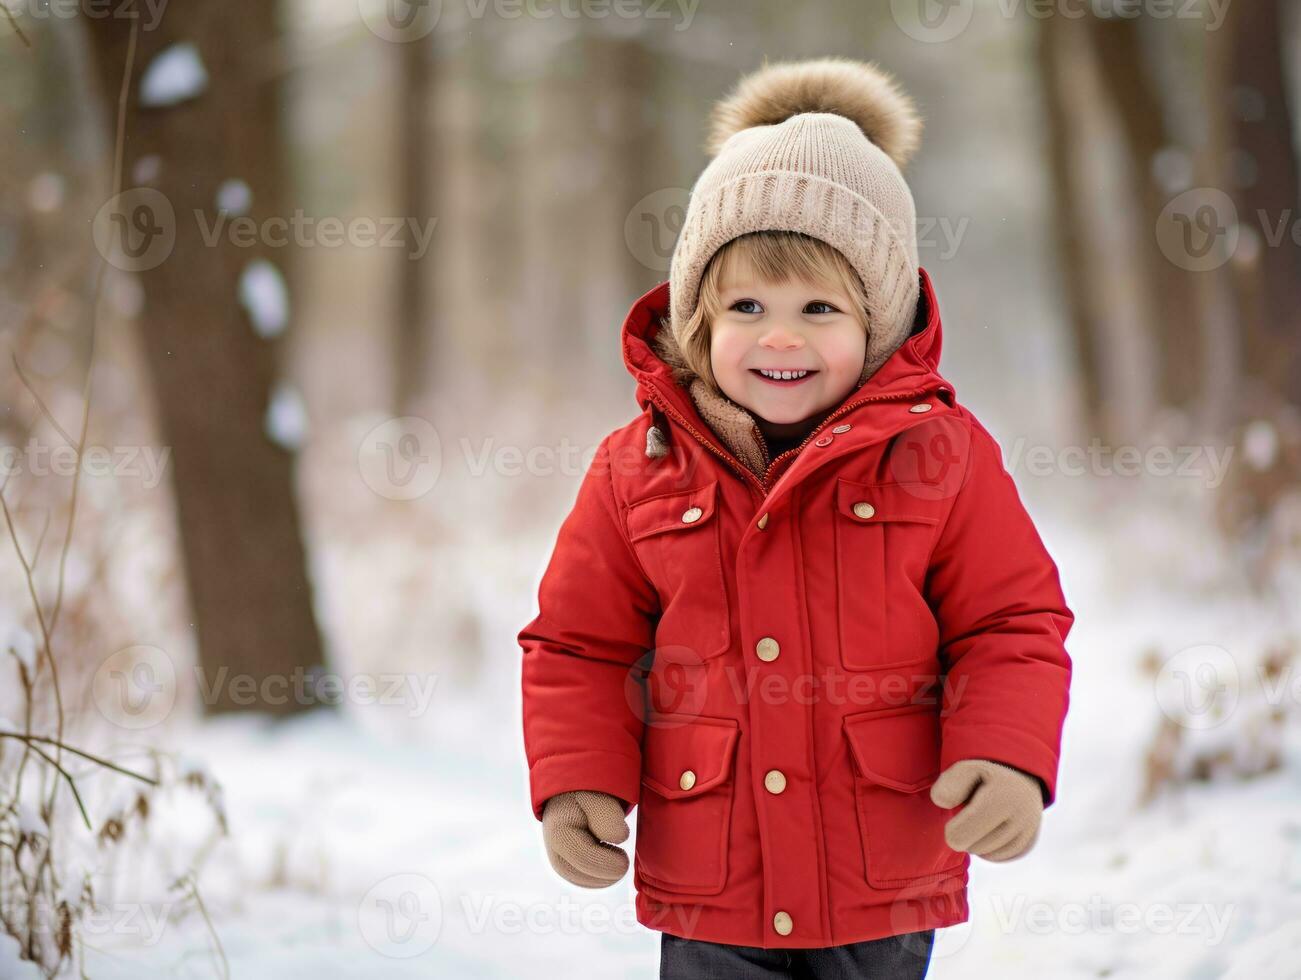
[852,502,876,519]
[814,435,833,447]
[755,637,780,662]
[832,424,851,433]
[909,403,932,413]
[757,512,769,529]
[773,911,793,936]
[681,506,703,523]
[679,770,696,791]
[764,770,787,794]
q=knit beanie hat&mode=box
[668,57,924,388]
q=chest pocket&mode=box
[833,478,943,671]
[626,480,731,661]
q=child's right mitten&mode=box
[541,790,631,887]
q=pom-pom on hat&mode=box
[668,57,924,387]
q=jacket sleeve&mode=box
[925,415,1074,808]
[519,435,660,821]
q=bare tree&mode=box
[85,2,326,715]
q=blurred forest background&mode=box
[0,0,1299,976]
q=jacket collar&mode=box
[622,266,953,488]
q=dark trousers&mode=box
[660,928,936,980]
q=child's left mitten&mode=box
[929,759,1044,862]
[541,790,631,887]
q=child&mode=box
[519,57,1074,979]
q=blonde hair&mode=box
[673,231,871,389]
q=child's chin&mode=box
[748,385,817,412]
[749,398,818,425]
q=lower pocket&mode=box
[843,704,966,890]
[634,714,740,895]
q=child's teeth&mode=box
[761,369,808,380]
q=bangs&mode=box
[699,231,869,327]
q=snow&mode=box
[238,259,290,338]
[1242,420,1278,471]
[16,800,45,837]
[175,754,210,781]
[26,172,63,213]
[1221,921,1301,979]
[3,623,36,676]
[131,154,161,185]
[0,933,41,980]
[139,43,208,108]
[265,383,309,451]
[63,487,1301,978]
[80,705,660,979]
[217,179,253,216]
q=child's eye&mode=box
[806,302,839,315]
[731,299,763,315]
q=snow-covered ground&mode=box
[49,491,1297,978]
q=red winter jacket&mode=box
[519,267,1074,949]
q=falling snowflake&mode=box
[216,179,252,216]
[139,43,209,108]
[265,383,308,451]
[238,259,289,338]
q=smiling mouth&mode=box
[751,368,818,386]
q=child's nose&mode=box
[758,324,804,349]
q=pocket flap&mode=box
[835,479,943,525]
[842,704,942,793]
[627,481,719,542]
[641,715,740,799]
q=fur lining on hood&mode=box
[650,318,774,478]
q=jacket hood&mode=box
[621,266,952,482]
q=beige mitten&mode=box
[929,759,1044,862]
[541,790,631,887]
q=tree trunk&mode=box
[396,32,433,414]
[1226,0,1301,407]
[1037,12,1106,438]
[1086,13,1203,414]
[85,1,326,715]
